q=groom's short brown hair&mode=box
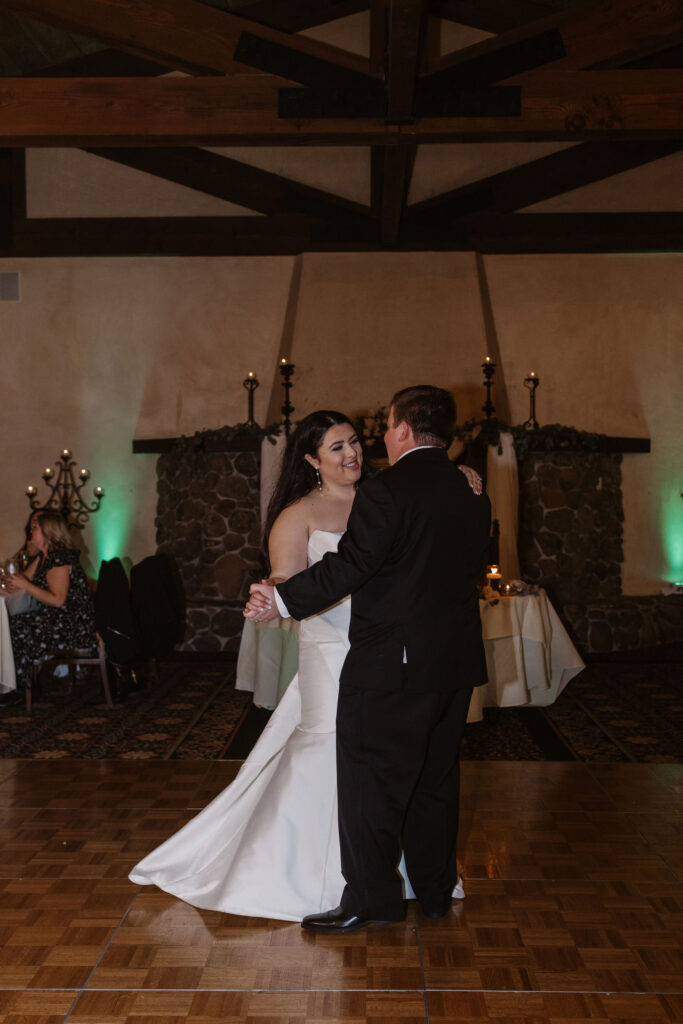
[390,385,457,447]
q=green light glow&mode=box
[661,485,683,580]
[92,502,134,565]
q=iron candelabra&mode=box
[26,449,104,528]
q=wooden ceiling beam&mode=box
[0,72,680,146]
[7,212,378,256]
[0,0,373,78]
[235,1,370,33]
[379,0,428,244]
[430,0,558,34]
[386,0,429,123]
[404,141,683,225]
[34,47,166,77]
[5,211,682,256]
[427,212,683,252]
[434,0,683,79]
[83,146,375,227]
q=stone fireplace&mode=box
[140,432,682,657]
[154,442,261,653]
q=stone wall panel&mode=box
[156,447,261,652]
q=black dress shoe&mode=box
[420,898,452,918]
[302,906,403,934]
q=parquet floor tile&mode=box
[186,759,242,807]
[0,760,680,1024]
[0,990,77,1023]
[460,763,618,813]
[0,877,134,988]
[0,807,186,880]
[69,990,428,1023]
[458,808,675,882]
[419,879,683,992]
[586,764,683,810]
[87,893,422,991]
[0,760,211,810]
[428,991,683,1022]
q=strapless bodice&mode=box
[301,529,350,639]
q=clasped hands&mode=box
[244,580,280,623]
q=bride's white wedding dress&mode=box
[129,531,463,921]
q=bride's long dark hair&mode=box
[262,410,372,574]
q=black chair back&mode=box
[95,557,140,665]
[130,554,185,658]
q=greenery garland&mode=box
[452,418,609,457]
[175,422,281,453]
[353,408,609,462]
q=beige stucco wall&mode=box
[1,252,681,592]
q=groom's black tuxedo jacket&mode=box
[278,446,491,692]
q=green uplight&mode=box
[661,485,683,580]
[91,494,135,567]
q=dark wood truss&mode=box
[0,0,681,256]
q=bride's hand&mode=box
[244,582,279,622]
[459,465,483,495]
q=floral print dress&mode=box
[9,545,96,690]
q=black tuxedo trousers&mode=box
[278,447,491,917]
[337,681,472,918]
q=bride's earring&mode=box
[315,467,323,494]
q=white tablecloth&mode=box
[0,596,17,694]
[236,616,300,709]
[236,589,585,718]
[468,590,585,722]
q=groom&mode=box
[247,385,491,933]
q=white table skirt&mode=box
[236,590,585,719]
[236,616,300,709]
[467,591,585,722]
[0,596,17,694]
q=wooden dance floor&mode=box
[0,759,681,1023]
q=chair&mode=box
[27,637,113,715]
[130,554,185,671]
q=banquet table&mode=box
[0,595,17,694]
[236,589,585,720]
[468,589,584,722]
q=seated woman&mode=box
[12,511,41,579]
[3,511,96,700]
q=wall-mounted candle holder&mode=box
[279,358,295,436]
[242,372,259,428]
[523,372,540,431]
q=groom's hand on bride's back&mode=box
[244,582,279,621]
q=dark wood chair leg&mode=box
[26,661,38,716]
[98,643,113,708]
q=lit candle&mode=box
[484,356,492,363]
[79,468,90,479]
[26,485,37,496]
[93,486,104,497]
[503,583,511,596]
[61,448,72,458]
[528,371,536,378]
[485,564,502,592]
[43,467,53,478]
[281,358,287,365]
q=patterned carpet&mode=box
[0,661,249,760]
[0,658,680,762]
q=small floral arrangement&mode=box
[353,406,389,446]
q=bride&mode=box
[129,410,475,921]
